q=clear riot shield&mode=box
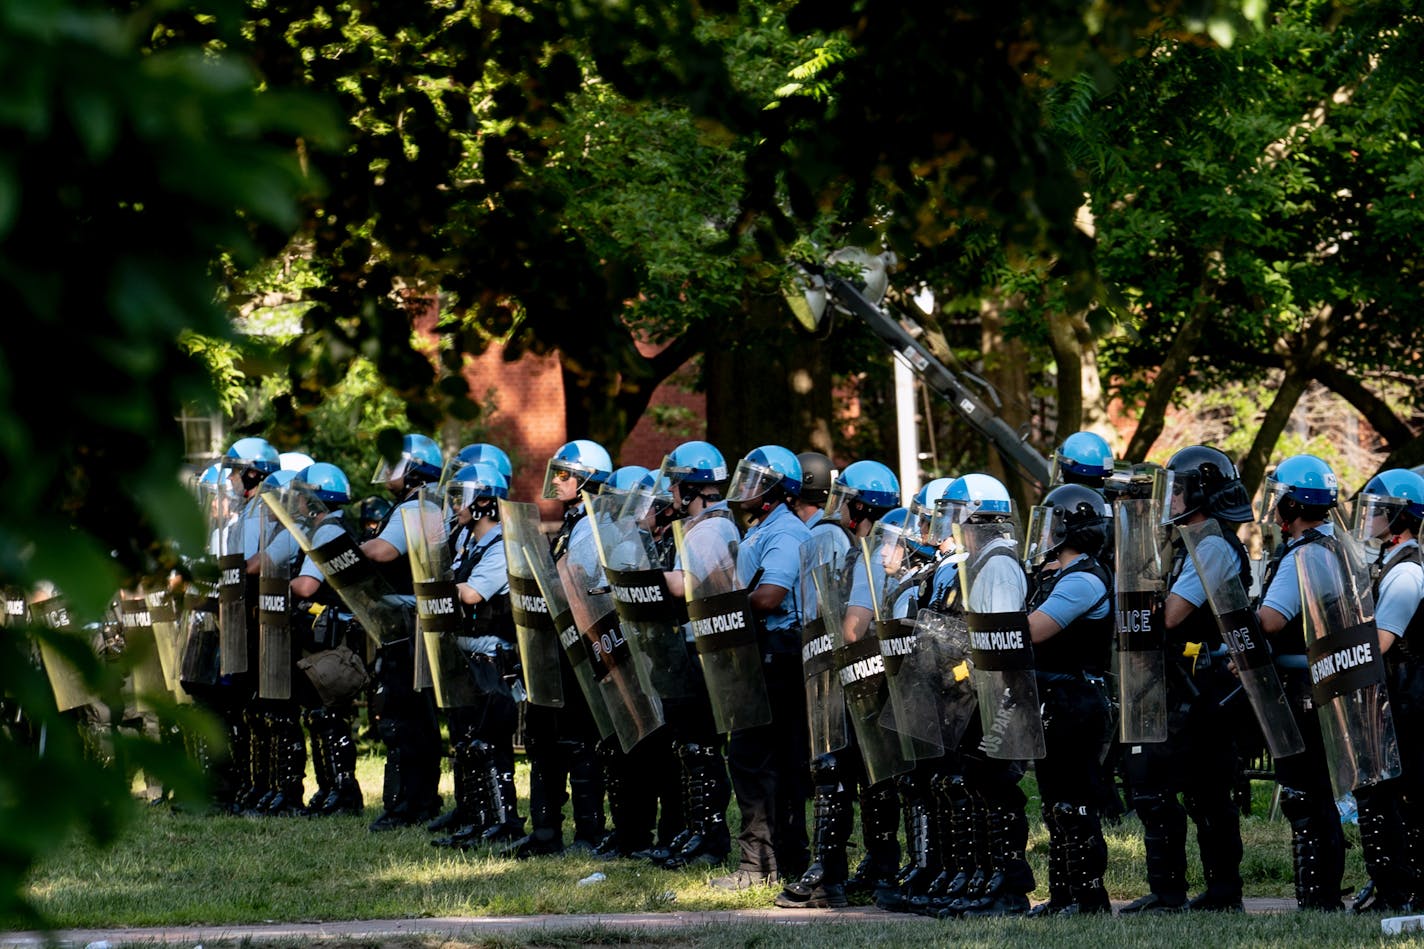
[257,489,298,700]
[955,519,1046,760]
[1177,519,1303,757]
[32,593,97,712]
[262,486,410,648]
[561,492,664,752]
[1115,497,1167,743]
[587,492,697,700]
[819,554,909,786]
[118,589,166,713]
[673,507,771,733]
[216,484,248,675]
[499,500,565,709]
[179,577,221,689]
[144,584,189,702]
[1297,538,1400,797]
[864,525,944,761]
[800,537,850,757]
[405,490,486,709]
[509,501,616,741]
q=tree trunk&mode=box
[1238,305,1336,494]
[1124,268,1213,462]
[980,294,1038,512]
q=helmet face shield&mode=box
[542,462,585,499]
[371,454,414,486]
[1257,477,1291,525]
[1351,491,1404,547]
[726,459,781,503]
[1023,503,1056,567]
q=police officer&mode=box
[1256,453,1345,910]
[1349,467,1424,912]
[793,452,834,526]
[777,460,901,909]
[920,473,1035,919]
[1119,446,1254,914]
[221,436,281,813]
[508,439,611,857]
[289,462,368,816]
[429,461,525,849]
[712,445,812,890]
[1051,431,1114,490]
[649,440,736,871]
[1025,483,1115,916]
[363,434,446,831]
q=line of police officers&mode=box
[12,429,1422,919]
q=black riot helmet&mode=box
[796,451,834,507]
[1165,445,1254,524]
[1031,483,1110,562]
[359,495,393,540]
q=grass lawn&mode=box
[8,741,1385,940]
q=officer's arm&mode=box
[1380,629,1397,654]
[842,604,873,643]
[664,570,685,599]
[457,583,486,606]
[291,575,320,599]
[1027,609,1062,644]
[361,538,399,562]
[1162,593,1196,629]
[749,583,789,614]
[1256,605,1287,635]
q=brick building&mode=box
[460,340,707,521]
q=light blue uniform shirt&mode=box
[1260,522,1336,623]
[456,525,509,603]
[1171,531,1237,608]
[1377,539,1424,638]
[1034,553,1111,629]
[737,502,811,632]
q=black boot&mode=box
[240,709,275,815]
[1055,802,1111,916]
[1184,792,1244,911]
[222,710,252,814]
[915,773,973,917]
[877,771,938,912]
[1280,787,1346,911]
[640,744,695,865]
[591,737,638,859]
[508,752,565,858]
[957,796,1032,918]
[664,743,731,869]
[316,709,364,816]
[1351,784,1415,913]
[1119,789,1187,914]
[776,753,851,909]
[846,780,901,899]
[302,708,333,816]
[567,739,606,852]
[262,708,308,815]
[435,738,500,849]
[1026,806,1070,917]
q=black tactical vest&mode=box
[1028,555,1113,675]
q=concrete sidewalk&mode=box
[1,899,1309,948]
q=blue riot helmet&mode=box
[927,473,1015,548]
[1162,445,1253,525]
[659,440,728,513]
[371,433,444,488]
[1051,430,1114,488]
[542,439,613,499]
[911,476,954,540]
[659,440,728,485]
[279,451,315,473]
[1026,483,1110,566]
[875,505,937,563]
[446,462,508,522]
[192,462,223,495]
[224,436,280,491]
[824,459,901,532]
[602,465,655,496]
[1259,454,1339,525]
[1352,468,1424,546]
[726,445,804,502]
[452,442,513,481]
[296,463,353,504]
[263,469,299,490]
